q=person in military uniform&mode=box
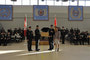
[0,32,2,46]
[0,32,7,46]
[48,25,55,50]
[70,33,76,45]
[27,26,33,51]
[61,26,66,44]
[70,28,74,34]
[6,32,11,44]
[75,33,80,45]
[3,32,7,46]
[35,25,41,51]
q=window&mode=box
[39,0,46,5]
[55,0,62,6]
[62,0,69,6]
[70,0,77,6]
[0,0,5,5]
[47,0,54,6]
[22,0,30,5]
[14,0,22,5]
[0,0,89,6]
[6,0,13,5]
[31,0,38,5]
[79,0,85,6]
[86,0,90,6]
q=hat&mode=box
[51,25,53,27]
[29,26,31,28]
[36,25,39,27]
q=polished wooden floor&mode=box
[0,41,90,60]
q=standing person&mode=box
[27,26,33,51]
[48,25,55,50]
[61,26,66,44]
[35,25,41,51]
[54,27,60,52]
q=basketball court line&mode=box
[0,50,24,55]
[17,49,62,56]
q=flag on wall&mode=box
[24,15,27,37]
[33,5,49,21]
[0,5,13,20]
[54,17,57,27]
[68,6,83,21]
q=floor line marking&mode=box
[17,50,62,56]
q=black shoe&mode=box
[30,50,33,51]
[28,49,33,51]
[36,49,40,51]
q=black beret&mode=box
[51,25,53,27]
[36,25,39,27]
[29,26,31,28]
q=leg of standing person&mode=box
[30,39,32,50]
[51,37,54,49]
[79,39,82,45]
[27,39,32,51]
[27,41,30,51]
[5,39,7,46]
[87,38,89,45]
[62,37,65,44]
[48,37,52,50]
[35,37,40,51]
[0,40,1,46]
[3,39,5,46]
[82,38,84,45]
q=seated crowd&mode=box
[60,27,90,45]
[0,28,24,46]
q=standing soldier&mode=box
[35,25,41,51]
[48,25,55,50]
[27,26,33,51]
[61,26,66,44]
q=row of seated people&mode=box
[67,30,89,45]
[58,27,90,45]
[0,28,24,46]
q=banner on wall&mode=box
[33,5,49,21]
[68,6,83,21]
[0,5,13,21]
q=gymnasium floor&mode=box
[0,41,90,60]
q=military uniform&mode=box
[0,33,2,45]
[6,33,11,44]
[27,29,33,51]
[48,28,55,50]
[61,29,66,44]
[35,28,41,51]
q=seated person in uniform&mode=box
[14,32,21,42]
[6,32,11,44]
